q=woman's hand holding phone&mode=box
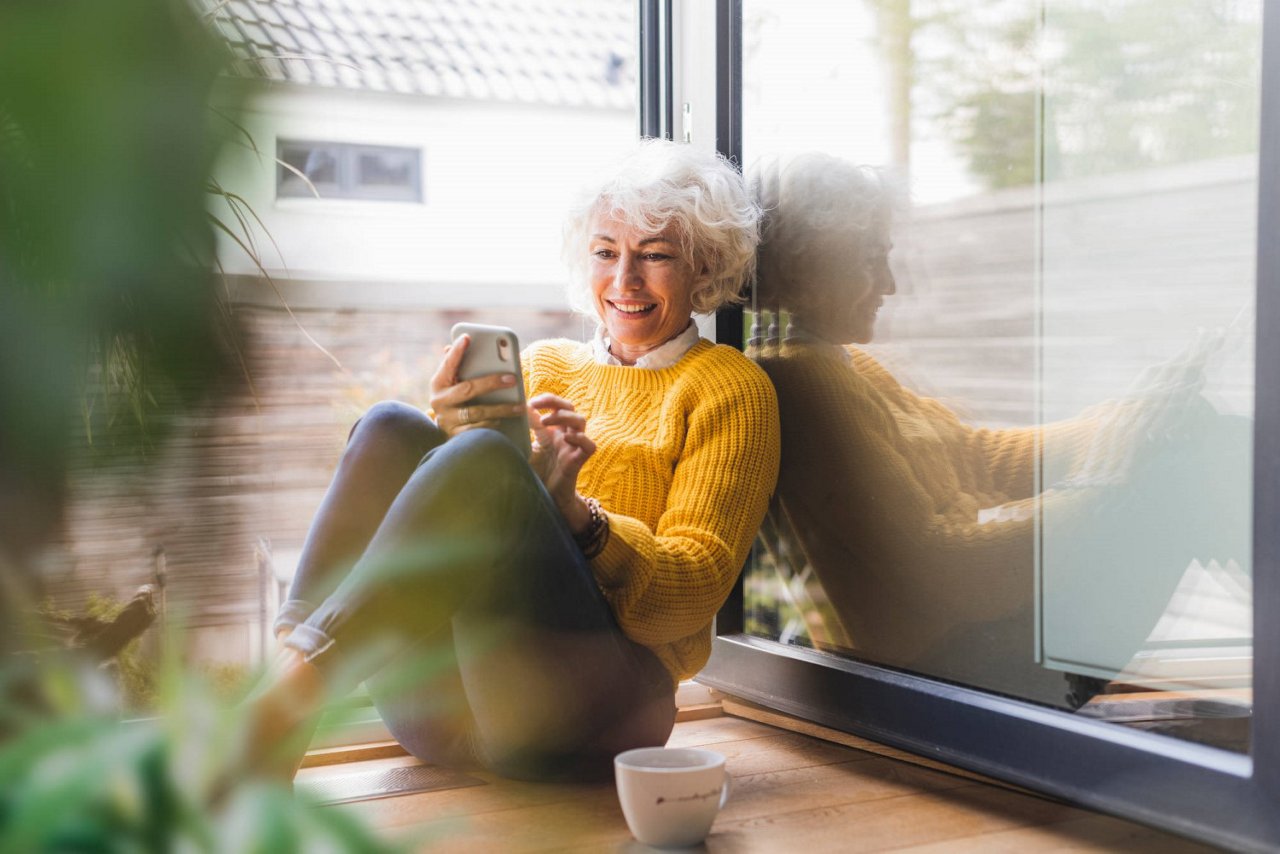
[429,334,526,437]
[432,325,591,533]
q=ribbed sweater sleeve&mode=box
[524,338,780,682]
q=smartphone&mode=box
[449,322,531,457]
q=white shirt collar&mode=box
[590,321,701,369]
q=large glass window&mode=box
[47,0,638,714]
[739,0,1260,755]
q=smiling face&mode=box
[587,212,704,365]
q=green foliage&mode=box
[39,594,160,712]
[0,0,241,479]
[92,595,159,712]
[0,648,404,853]
[38,593,256,714]
[202,662,252,705]
[0,2,401,848]
[1039,0,1260,181]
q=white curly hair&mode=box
[562,139,763,315]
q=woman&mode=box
[749,153,1246,705]
[246,140,780,783]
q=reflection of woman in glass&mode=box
[749,153,1247,705]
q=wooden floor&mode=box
[298,710,1216,852]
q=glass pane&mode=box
[278,141,341,197]
[48,0,638,715]
[353,146,421,201]
[742,0,1261,753]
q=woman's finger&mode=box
[528,393,576,413]
[430,371,518,411]
[528,405,553,447]
[430,334,470,392]
[563,431,596,455]
[537,408,587,432]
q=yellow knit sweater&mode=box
[523,338,781,684]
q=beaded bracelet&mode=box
[574,496,610,559]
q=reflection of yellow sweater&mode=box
[755,341,1095,666]
[524,338,780,684]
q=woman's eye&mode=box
[643,253,671,262]
[591,249,615,259]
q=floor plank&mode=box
[302,712,1216,852]
[895,812,1217,853]
[704,784,1085,853]
[663,714,782,748]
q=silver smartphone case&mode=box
[449,322,531,457]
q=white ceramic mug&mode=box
[614,747,732,848]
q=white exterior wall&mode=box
[211,81,635,309]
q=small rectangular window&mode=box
[276,139,423,202]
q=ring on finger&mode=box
[458,406,472,425]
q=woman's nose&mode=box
[616,254,643,288]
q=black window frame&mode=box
[276,139,423,203]
[643,1,1280,849]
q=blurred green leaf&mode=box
[0,2,399,849]
[0,0,240,476]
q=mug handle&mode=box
[719,773,733,809]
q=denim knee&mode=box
[349,400,439,452]
[435,428,532,488]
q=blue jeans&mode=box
[275,402,675,781]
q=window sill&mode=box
[300,680,725,769]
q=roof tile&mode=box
[317,29,347,53]
[289,59,314,84]
[350,11,381,34]
[254,55,288,78]
[396,36,426,61]
[293,27,324,53]
[211,0,633,109]
[266,23,301,51]
[384,64,415,94]
[412,64,443,96]
[336,61,363,87]
[366,32,395,57]
[326,9,356,31]
[345,32,375,56]
[304,7,334,31]
[312,58,339,85]
[278,5,308,28]
[253,1,283,25]
[239,21,270,46]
